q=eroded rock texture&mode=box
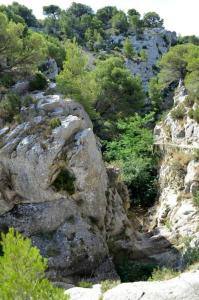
[0,93,134,284]
[67,270,199,300]
[145,82,199,267]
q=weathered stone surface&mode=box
[103,271,199,300]
[67,271,199,300]
[12,80,30,95]
[149,83,199,267]
[124,28,176,91]
[43,58,59,80]
[66,284,101,300]
[0,93,133,283]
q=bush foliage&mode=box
[149,267,179,281]
[104,113,158,207]
[116,260,156,282]
[0,228,69,300]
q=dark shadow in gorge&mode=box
[111,227,182,282]
[0,202,182,284]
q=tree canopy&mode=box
[111,11,128,33]
[104,113,157,207]
[0,12,47,76]
[143,12,163,28]
[0,1,38,27]
[66,2,93,17]
[93,56,144,117]
[96,6,118,26]
[149,43,199,110]
[43,5,61,18]
[158,44,199,87]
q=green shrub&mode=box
[0,74,15,88]
[123,37,136,59]
[0,228,69,300]
[78,281,93,288]
[189,108,199,122]
[29,72,48,91]
[184,246,199,266]
[0,92,21,122]
[149,267,179,281]
[170,104,185,120]
[193,149,199,161]
[184,96,194,107]
[22,95,35,107]
[101,280,120,293]
[56,40,96,117]
[116,260,156,282]
[188,108,194,119]
[104,113,158,207]
[193,191,199,208]
[140,49,148,61]
[49,118,62,129]
[53,169,76,195]
[194,109,199,123]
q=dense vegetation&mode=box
[149,43,199,112]
[0,0,199,293]
[0,228,68,299]
[104,114,158,206]
[1,2,199,208]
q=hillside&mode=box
[0,2,199,300]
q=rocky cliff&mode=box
[0,82,198,295]
[111,28,176,91]
[142,82,199,267]
[0,92,134,285]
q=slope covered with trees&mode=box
[0,1,199,294]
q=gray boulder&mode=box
[0,93,133,284]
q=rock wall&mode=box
[0,92,134,285]
[111,28,177,91]
[143,82,199,267]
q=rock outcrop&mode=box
[111,28,176,91]
[67,270,199,300]
[141,82,199,267]
[0,92,134,284]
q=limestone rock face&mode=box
[154,81,199,146]
[0,92,133,284]
[146,82,199,267]
[67,271,199,300]
[124,28,176,91]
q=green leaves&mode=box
[149,43,199,110]
[57,44,144,118]
[0,228,69,300]
[123,37,136,59]
[0,12,47,76]
[111,11,128,33]
[104,113,158,207]
[143,12,163,28]
[93,57,144,117]
[56,39,97,116]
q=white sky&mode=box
[0,0,199,36]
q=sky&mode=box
[0,0,199,36]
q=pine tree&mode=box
[123,37,135,59]
[0,228,69,300]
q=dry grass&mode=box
[172,151,192,166]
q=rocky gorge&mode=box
[0,4,199,298]
[0,83,198,298]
